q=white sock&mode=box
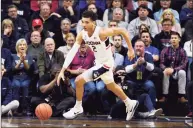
[75,100,82,108]
[123,97,131,107]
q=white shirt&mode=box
[82,26,114,68]
[183,40,193,57]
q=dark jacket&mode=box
[1,48,12,77]
[153,30,175,51]
[56,7,78,24]
[30,11,61,34]
[53,30,67,49]
[124,52,154,83]
[2,30,19,54]
[37,50,65,77]
[1,77,12,105]
[9,16,29,38]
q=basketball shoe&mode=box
[126,100,139,121]
[63,105,83,119]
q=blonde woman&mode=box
[1,19,19,53]
[57,33,76,59]
[157,9,182,36]
[12,39,34,116]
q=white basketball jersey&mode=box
[82,26,114,68]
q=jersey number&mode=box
[92,46,97,52]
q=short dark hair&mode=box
[140,30,151,38]
[7,4,18,11]
[161,18,173,26]
[82,10,97,21]
[170,31,181,39]
[137,4,149,13]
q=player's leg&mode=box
[101,71,139,121]
[63,66,97,119]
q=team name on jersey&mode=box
[86,41,101,45]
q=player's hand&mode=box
[127,49,135,61]
[57,71,65,86]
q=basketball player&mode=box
[57,10,138,121]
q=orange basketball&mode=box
[35,103,52,120]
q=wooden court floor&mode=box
[1,116,192,128]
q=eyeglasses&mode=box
[162,24,172,26]
[160,0,171,2]
[110,24,117,27]
[31,35,41,37]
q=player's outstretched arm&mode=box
[57,32,83,86]
[100,27,135,60]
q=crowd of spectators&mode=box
[1,0,193,118]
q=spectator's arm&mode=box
[103,9,109,25]
[127,20,136,39]
[159,48,167,70]
[39,79,56,93]
[150,20,159,37]
[173,49,188,72]
[37,52,45,78]
[21,19,29,38]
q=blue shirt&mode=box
[145,45,159,56]
[12,54,34,79]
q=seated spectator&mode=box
[1,19,19,54]
[110,39,161,119]
[157,9,182,36]
[56,0,78,27]
[128,5,158,40]
[1,64,19,116]
[30,3,61,36]
[131,24,153,46]
[1,39,12,77]
[153,19,175,51]
[30,0,58,12]
[79,0,104,20]
[105,8,128,29]
[108,20,119,44]
[180,0,193,27]
[111,44,124,69]
[27,31,44,63]
[112,35,128,58]
[124,39,156,106]
[25,19,50,45]
[159,32,188,103]
[31,64,75,117]
[58,33,75,59]
[132,0,153,11]
[186,62,192,117]
[154,0,180,23]
[7,4,29,38]
[11,39,34,116]
[77,3,105,34]
[37,38,64,78]
[140,31,159,64]
[184,18,193,41]
[103,0,129,24]
[10,0,31,23]
[183,39,193,81]
[53,18,72,49]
